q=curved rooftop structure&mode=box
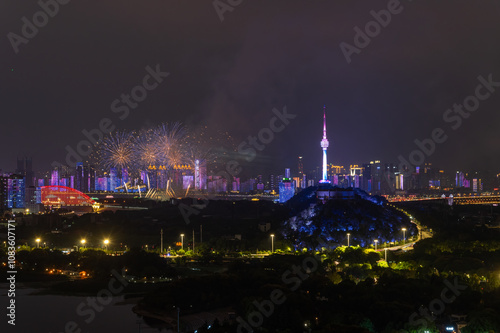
[40,186,96,207]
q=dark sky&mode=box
[2,0,500,176]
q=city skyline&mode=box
[4,2,500,332]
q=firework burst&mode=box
[95,122,235,180]
[132,129,158,169]
[154,122,186,167]
[98,131,134,171]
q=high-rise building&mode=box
[76,163,84,191]
[0,176,6,210]
[0,174,25,209]
[122,168,129,185]
[232,177,240,192]
[298,156,304,177]
[395,173,404,190]
[370,160,382,194]
[76,164,96,192]
[279,169,295,203]
[240,178,256,193]
[456,171,468,188]
[330,165,345,175]
[276,175,283,187]
[16,157,34,187]
[267,174,276,192]
[110,168,118,191]
[25,185,37,208]
[362,163,372,192]
[349,165,363,176]
[208,175,227,193]
[183,175,194,189]
[194,159,207,190]
[279,181,295,203]
[50,169,59,186]
[381,163,398,194]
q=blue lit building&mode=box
[0,174,25,209]
[279,173,295,203]
[8,175,25,208]
[109,168,118,191]
[0,176,6,210]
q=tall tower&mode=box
[320,106,330,183]
[16,157,33,187]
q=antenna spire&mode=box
[320,105,330,183]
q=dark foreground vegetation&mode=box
[1,200,500,332]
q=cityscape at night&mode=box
[2,1,500,333]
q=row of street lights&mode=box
[77,238,109,250]
[172,230,406,254]
[33,238,109,250]
[32,228,408,252]
[176,233,276,254]
[346,228,408,248]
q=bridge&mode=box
[389,195,500,205]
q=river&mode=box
[0,285,173,333]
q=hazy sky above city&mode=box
[2,0,500,175]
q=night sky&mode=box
[2,0,500,176]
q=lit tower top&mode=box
[320,105,330,183]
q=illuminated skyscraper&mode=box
[194,159,207,190]
[75,163,96,192]
[0,174,25,209]
[50,169,59,186]
[110,168,118,191]
[298,156,303,176]
[267,174,276,191]
[319,106,330,183]
[279,171,295,203]
[16,157,33,187]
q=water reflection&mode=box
[0,285,171,333]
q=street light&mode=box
[347,233,350,247]
[81,239,86,248]
[180,234,184,250]
[270,234,275,253]
[104,239,109,251]
[374,239,378,251]
[384,248,388,261]
[402,228,407,244]
[36,238,41,248]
